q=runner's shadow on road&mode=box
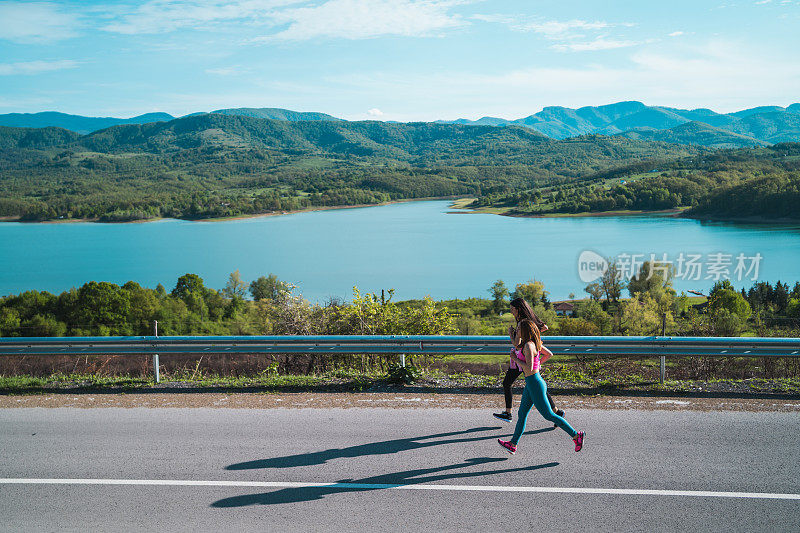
[212,457,560,508]
[226,425,555,470]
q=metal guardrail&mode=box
[0,335,798,357]
[1,335,797,383]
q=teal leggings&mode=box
[511,373,577,444]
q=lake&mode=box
[2,200,799,301]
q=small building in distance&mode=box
[553,302,575,317]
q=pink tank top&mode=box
[510,347,540,373]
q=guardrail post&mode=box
[660,314,666,385]
[153,320,160,383]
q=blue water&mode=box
[1,200,799,301]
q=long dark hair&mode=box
[510,297,545,329]
[517,319,543,354]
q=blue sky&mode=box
[0,0,798,121]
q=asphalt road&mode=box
[1,407,798,532]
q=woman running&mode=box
[493,298,564,424]
[498,319,584,454]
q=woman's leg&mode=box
[503,368,522,412]
[546,391,557,412]
[510,383,534,445]
[529,373,577,438]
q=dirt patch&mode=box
[2,391,799,412]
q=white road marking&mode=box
[1,478,798,500]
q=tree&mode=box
[601,259,625,303]
[774,281,790,314]
[123,281,159,334]
[747,281,772,314]
[710,279,735,297]
[620,292,671,335]
[786,298,800,319]
[74,281,132,334]
[791,282,800,300]
[22,314,66,337]
[557,317,599,336]
[0,308,21,336]
[250,274,290,302]
[584,282,603,302]
[712,309,743,336]
[573,300,612,334]
[628,260,676,317]
[708,289,752,321]
[628,261,675,299]
[172,273,205,299]
[488,280,509,315]
[222,270,248,299]
[511,279,547,305]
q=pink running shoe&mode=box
[573,431,585,452]
[498,439,516,455]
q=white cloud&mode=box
[473,15,634,40]
[474,14,640,53]
[668,31,684,37]
[104,0,466,40]
[755,0,772,4]
[323,40,800,118]
[0,2,81,43]
[205,66,249,75]
[0,60,80,75]
[367,108,384,116]
[515,19,612,38]
[262,0,468,41]
[104,0,297,35]
[552,37,640,52]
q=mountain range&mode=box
[0,101,798,149]
[438,101,800,147]
[0,113,699,222]
[0,108,341,135]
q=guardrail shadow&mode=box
[225,425,554,470]
[212,457,559,508]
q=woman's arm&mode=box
[539,344,553,364]
[518,342,534,374]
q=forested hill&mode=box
[0,126,81,150]
[208,107,343,122]
[470,142,800,221]
[0,114,698,222]
[78,113,556,159]
[687,144,800,220]
[618,121,769,149]
[4,102,799,147]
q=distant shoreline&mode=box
[3,196,797,225]
[448,199,800,224]
[0,196,468,225]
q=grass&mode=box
[0,374,150,392]
[4,367,798,396]
[0,370,378,394]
